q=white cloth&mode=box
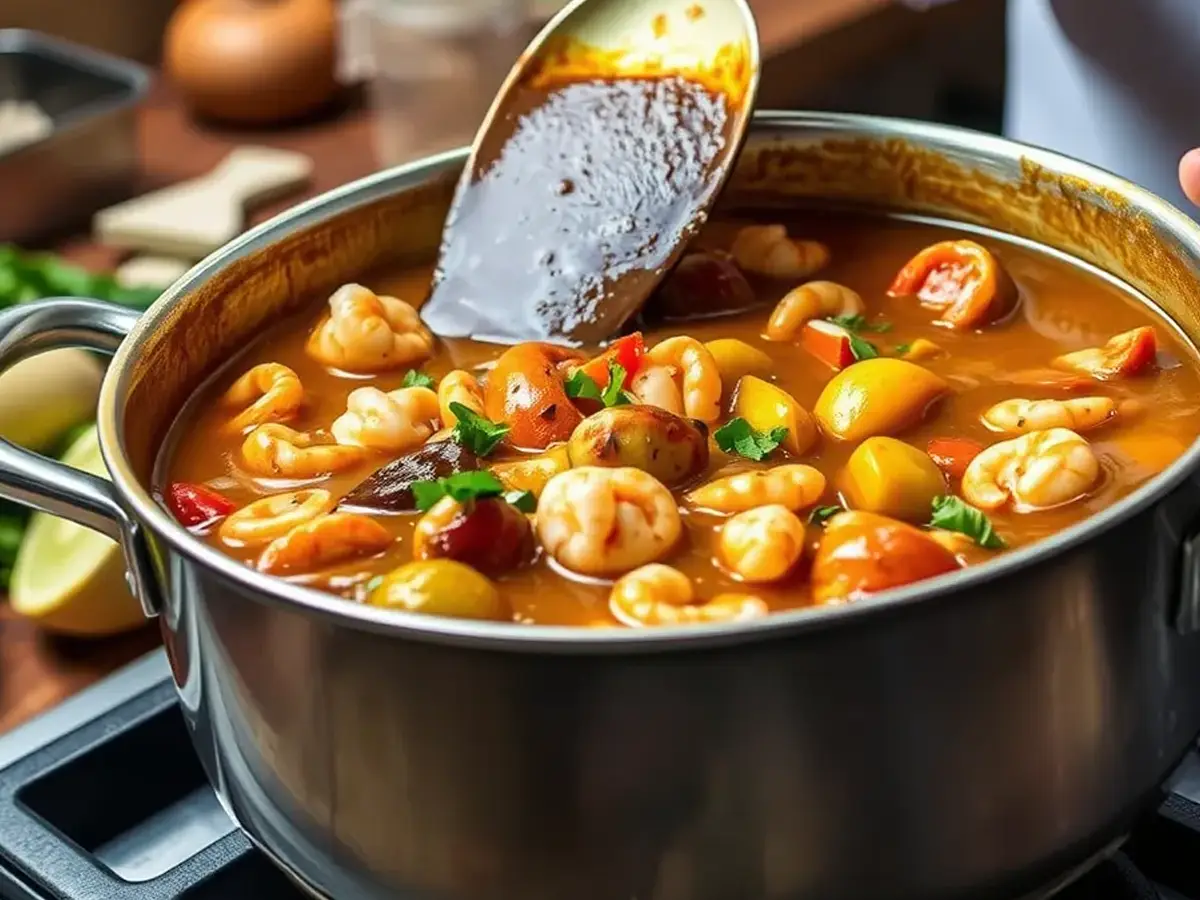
[907,0,1200,212]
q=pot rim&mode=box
[98,110,1200,652]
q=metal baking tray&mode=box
[0,29,149,243]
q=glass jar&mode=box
[365,0,535,166]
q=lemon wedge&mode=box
[10,424,145,636]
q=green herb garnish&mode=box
[827,314,892,334]
[847,333,879,362]
[449,403,510,456]
[402,369,435,389]
[0,245,163,309]
[564,369,603,402]
[929,495,1006,549]
[714,417,788,461]
[602,361,633,407]
[808,505,843,525]
[411,470,507,511]
[565,360,632,407]
[364,574,384,593]
[893,342,912,356]
[505,490,537,513]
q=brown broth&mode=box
[163,210,1200,626]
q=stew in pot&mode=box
[161,211,1200,627]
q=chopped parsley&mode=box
[929,495,1006,549]
[449,403,509,456]
[827,314,892,334]
[808,505,843,525]
[401,369,436,389]
[893,342,912,356]
[564,359,633,407]
[411,472,537,514]
[411,470,506,511]
[505,490,537,513]
[713,417,788,461]
[847,332,880,361]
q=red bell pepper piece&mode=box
[926,437,986,480]
[168,482,236,530]
[579,332,645,389]
[801,320,855,370]
[1052,327,1157,380]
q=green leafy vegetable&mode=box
[893,342,912,356]
[827,314,892,334]
[565,360,633,407]
[929,495,1006,549]
[847,333,879,362]
[0,245,164,310]
[402,369,436,389]
[449,403,510,456]
[602,361,633,407]
[411,470,507,511]
[505,490,537,513]
[808,505,843,525]
[565,369,604,402]
[714,417,788,462]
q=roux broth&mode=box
[163,210,1200,625]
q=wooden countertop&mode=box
[0,0,918,735]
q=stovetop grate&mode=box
[0,651,1196,900]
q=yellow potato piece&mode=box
[733,375,817,456]
[490,444,571,498]
[839,437,946,522]
[815,358,948,442]
[706,338,773,391]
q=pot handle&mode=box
[0,298,161,617]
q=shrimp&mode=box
[718,505,806,583]
[222,363,304,433]
[1053,326,1158,380]
[764,281,865,342]
[981,396,1117,436]
[730,224,830,280]
[609,564,768,627]
[218,489,335,547]
[628,365,685,416]
[437,370,484,429]
[685,465,826,515]
[306,283,434,373]
[644,336,722,422]
[241,424,365,478]
[331,386,440,453]
[536,467,682,577]
[257,512,392,575]
[961,427,1099,512]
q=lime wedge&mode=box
[10,424,145,636]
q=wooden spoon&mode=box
[420,0,760,346]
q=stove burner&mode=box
[0,651,1196,900]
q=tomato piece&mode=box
[811,511,960,604]
[1052,327,1158,380]
[926,437,985,479]
[168,482,236,529]
[800,319,855,370]
[483,343,584,450]
[887,239,1016,330]
[578,332,645,389]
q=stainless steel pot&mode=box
[4,113,1200,900]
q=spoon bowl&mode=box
[420,0,760,346]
